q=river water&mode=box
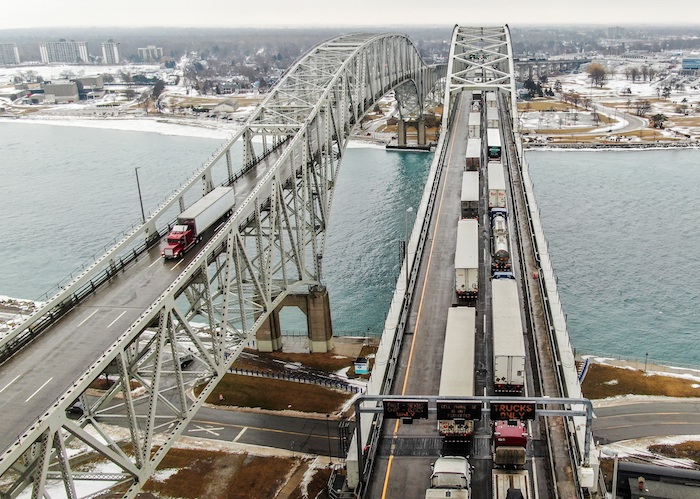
[1,121,698,367]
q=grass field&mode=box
[580,363,700,400]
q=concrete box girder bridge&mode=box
[0,33,443,499]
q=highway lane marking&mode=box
[596,411,692,419]
[602,421,700,430]
[172,260,184,271]
[0,375,21,394]
[149,259,162,268]
[25,377,53,403]
[233,427,247,442]
[382,96,463,499]
[190,419,341,440]
[107,311,127,328]
[189,424,224,436]
[76,310,99,327]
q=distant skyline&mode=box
[1,0,699,30]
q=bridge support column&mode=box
[256,287,334,353]
[307,286,334,353]
[417,117,426,145]
[257,312,283,352]
[398,119,407,146]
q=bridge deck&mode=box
[0,144,285,456]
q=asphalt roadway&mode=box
[185,405,348,459]
[592,397,700,445]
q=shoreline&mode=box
[0,114,239,139]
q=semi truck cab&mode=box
[162,224,196,259]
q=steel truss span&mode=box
[444,24,517,125]
[0,33,440,499]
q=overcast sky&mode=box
[0,0,698,29]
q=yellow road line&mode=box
[190,419,341,440]
[381,100,463,499]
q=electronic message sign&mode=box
[490,402,537,421]
[382,400,429,419]
[436,401,482,421]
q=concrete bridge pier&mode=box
[256,286,334,353]
[398,119,407,146]
[397,118,427,146]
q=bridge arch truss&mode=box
[444,24,517,128]
[0,33,443,499]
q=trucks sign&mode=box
[436,401,482,421]
[382,400,429,419]
[490,402,536,421]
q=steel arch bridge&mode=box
[0,33,443,499]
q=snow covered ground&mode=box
[522,67,700,141]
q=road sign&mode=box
[436,401,482,421]
[383,400,429,419]
[490,402,537,421]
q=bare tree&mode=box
[586,62,607,87]
[634,99,651,116]
[630,67,640,82]
[641,65,649,82]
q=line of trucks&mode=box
[426,91,529,499]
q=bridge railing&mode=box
[345,89,458,494]
[1,134,291,365]
[502,93,593,494]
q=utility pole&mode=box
[135,167,146,224]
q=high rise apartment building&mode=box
[138,45,163,62]
[101,40,122,64]
[0,43,20,65]
[39,40,89,64]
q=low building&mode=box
[43,81,79,103]
[75,75,104,90]
[138,45,163,62]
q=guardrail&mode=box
[1,137,291,365]
[351,91,459,498]
[500,93,587,497]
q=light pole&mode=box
[601,448,619,499]
[405,207,414,287]
[326,413,333,465]
[134,167,146,224]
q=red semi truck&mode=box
[162,186,235,259]
[492,419,527,467]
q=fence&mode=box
[228,367,364,394]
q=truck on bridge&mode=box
[438,307,476,442]
[162,186,235,259]
[454,219,479,301]
[492,469,530,499]
[426,456,472,499]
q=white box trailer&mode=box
[455,219,479,301]
[487,107,499,128]
[491,278,526,394]
[492,470,530,499]
[465,138,481,171]
[438,307,476,440]
[461,171,479,219]
[486,92,497,108]
[468,112,481,138]
[488,162,506,209]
